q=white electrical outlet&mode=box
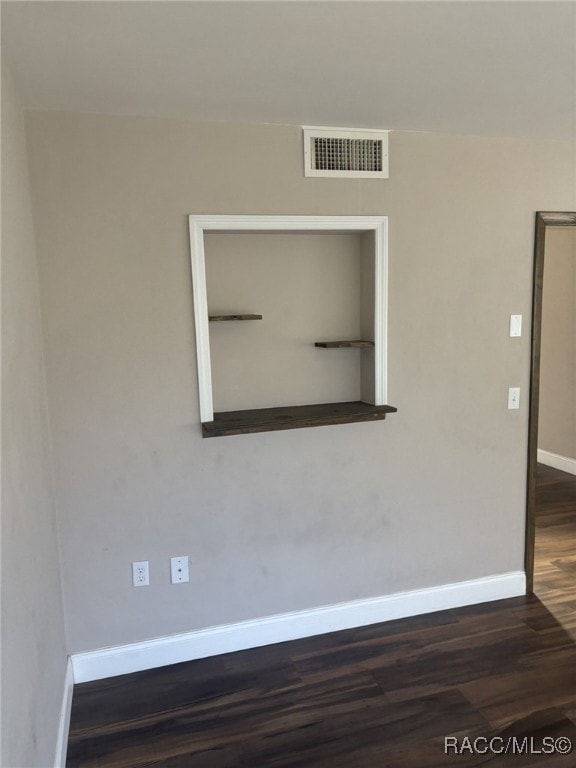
[508,387,521,410]
[132,561,149,587]
[170,556,189,584]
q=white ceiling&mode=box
[2,1,575,140]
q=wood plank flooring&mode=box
[66,465,576,767]
[533,463,576,639]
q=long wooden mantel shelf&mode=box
[202,401,397,438]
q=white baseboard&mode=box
[537,449,576,476]
[54,658,74,768]
[71,571,525,683]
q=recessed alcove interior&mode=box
[205,231,376,412]
[189,215,392,435]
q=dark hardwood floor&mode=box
[533,464,576,640]
[66,465,576,767]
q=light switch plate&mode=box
[510,315,522,337]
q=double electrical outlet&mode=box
[132,556,189,587]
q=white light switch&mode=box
[509,315,522,337]
[508,387,520,410]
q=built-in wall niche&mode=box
[189,215,396,436]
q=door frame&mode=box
[525,211,576,592]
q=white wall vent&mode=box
[303,127,389,179]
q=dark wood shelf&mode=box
[202,401,397,438]
[209,314,263,321]
[314,340,375,348]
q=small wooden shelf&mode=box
[314,340,375,348]
[202,401,397,438]
[209,314,263,322]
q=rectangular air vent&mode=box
[303,127,389,179]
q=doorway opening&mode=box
[526,212,576,609]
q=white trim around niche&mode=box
[188,215,389,424]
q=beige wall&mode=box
[539,227,576,460]
[1,63,67,767]
[25,111,575,654]
[206,233,364,411]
